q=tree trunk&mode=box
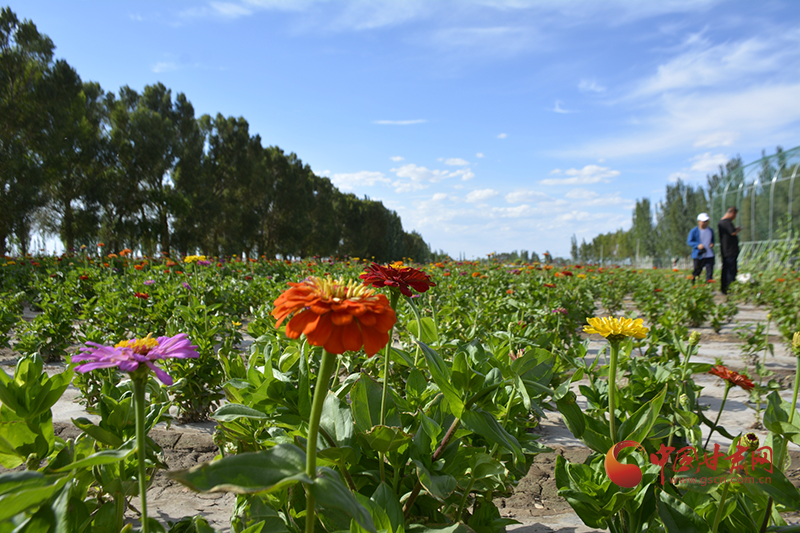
[63,202,74,253]
[160,209,170,255]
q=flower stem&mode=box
[305,349,337,533]
[711,478,731,533]
[790,347,800,426]
[705,382,732,449]
[132,377,149,533]
[608,341,620,443]
[380,291,401,427]
[407,296,424,367]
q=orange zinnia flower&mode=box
[272,277,396,356]
[709,365,754,391]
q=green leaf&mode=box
[320,393,355,448]
[741,463,800,510]
[311,467,376,533]
[408,317,437,344]
[212,404,270,422]
[358,425,411,454]
[372,482,404,533]
[168,444,311,494]
[619,385,667,444]
[556,397,585,439]
[461,409,524,466]
[469,453,506,480]
[51,447,136,472]
[411,460,457,502]
[0,475,70,522]
[417,341,464,417]
[657,490,710,533]
[71,417,123,448]
[351,373,400,433]
[405,369,427,399]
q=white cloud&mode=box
[578,79,606,93]
[540,165,620,185]
[491,205,530,218]
[444,158,469,166]
[565,188,598,200]
[390,156,404,162]
[693,132,738,148]
[550,168,562,174]
[330,171,391,191]
[476,152,485,158]
[551,100,576,114]
[689,152,728,173]
[391,164,450,183]
[393,180,428,193]
[453,169,475,180]
[152,62,179,73]
[432,193,448,201]
[634,36,793,97]
[668,172,690,183]
[373,119,427,125]
[505,190,547,203]
[497,133,507,139]
[210,1,253,18]
[466,189,499,203]
[429,26,538,59]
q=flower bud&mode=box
[688,331,701,346]
[562,391,577,405]
[744,432,759,452]
[679,394,689,408]
[793,332,800,355]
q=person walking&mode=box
[718,206,742,295]
[687,212,715,282]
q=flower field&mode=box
[1,252,800,533]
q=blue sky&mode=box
[13,0,800,258]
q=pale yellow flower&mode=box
[584,317,649,341]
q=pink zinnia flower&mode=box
[73,333,199,385]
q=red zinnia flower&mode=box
[79,275,89,281]
[709,365,754,391]
[272,277,396,356]
[134,292,149,300]
[654,288,663,293]
[543,283,556,288]
[360,263,436,297]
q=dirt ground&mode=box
[3,299,800,532]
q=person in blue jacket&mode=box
[687,212,715,282]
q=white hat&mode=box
[697,213,710,221]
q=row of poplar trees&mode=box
[571,146,799,265]
[0,8,431,262]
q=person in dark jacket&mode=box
[718,206,742,295]
[687,212,715,282]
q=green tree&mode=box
[0,8,55,254]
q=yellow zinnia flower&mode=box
[584,317,649,342]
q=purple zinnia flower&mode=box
[551,307,568,315]
[197,260,211,266]
[182,282,191,289]
[73,333,199,385]
[143,279,155,286]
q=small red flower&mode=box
[543,283,556,288]
[134,264,144,271]
[360,263,436,297]
[245,276,253,280]
[79,275,89,281]
[134,292,149,300]
[709,365,754,391]
[654,288,663,293]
